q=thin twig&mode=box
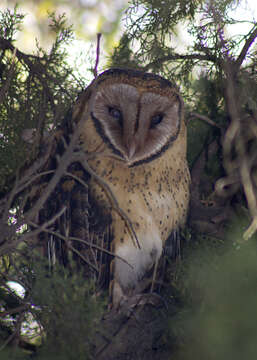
[189,112,222,128]
[67,243,99,272]
[0,312,25,351]
[234,24,257,72]
[0,207,67,256]
[31,226,99,272]
[21,121,81,223]
[65,171,89,189]
[93,33,102,78]
[67,157,139,251]
[17,170,55,194]
[43,229,133,269]
[25,206,67,236]
[0,102,87,252]
[0,304,30,318]
[75,153,141,250]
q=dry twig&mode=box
[189,112,222,129]
[93,33,102,78]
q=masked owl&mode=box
[74,68,190,308]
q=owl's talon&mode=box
[115,292,165,317]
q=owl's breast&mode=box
[85,139,190,296]
[87,151,190,244]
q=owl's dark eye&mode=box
[108,107,123,127]
[150,113,164,128]
[109,107,121,120]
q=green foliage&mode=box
[170,233,257,360]
[120,0,205,84]
[0,255,106,359]
[0,5,25,40]
[109,33,142,70]
[192,76,224,121]
[115,0,256,99]
[0,8,85,195]
[0,10,102,357]
[0,348,27,360]
[127,0,199,39]
[187,75,225,168]
[113,0,256,215]
[1,1,257,358]
[31,262,105,360]
[187,119,211,168]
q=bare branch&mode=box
[30,226,99,272]
[189,112,223,128]
[0,304,30,318]
[16,170,55,195]
[234,24,257,72]
[43,229,134,269]
[222,59,257,239]
[75,152,141,250]
[0,207,67,256]
[22,125,81,223]
[93,33,102,78]
[0,311,25,351]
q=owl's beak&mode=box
[128,140,136,159]
[125,137,137,160]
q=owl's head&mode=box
[89,68,184,167]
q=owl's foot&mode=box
[110,291,165,317]
[125,292,164,308]
[110,279,128,311]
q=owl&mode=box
[74,68,190,308]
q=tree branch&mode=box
[189,112,223,128]
[0,37,72,101]
[222,59,257,240]
[93,33,102,78]
[76,152,141,250]
[144,53,217,71]
[234,24,257,72]
[42,228,133,269]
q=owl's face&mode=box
[89,69,183,167]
